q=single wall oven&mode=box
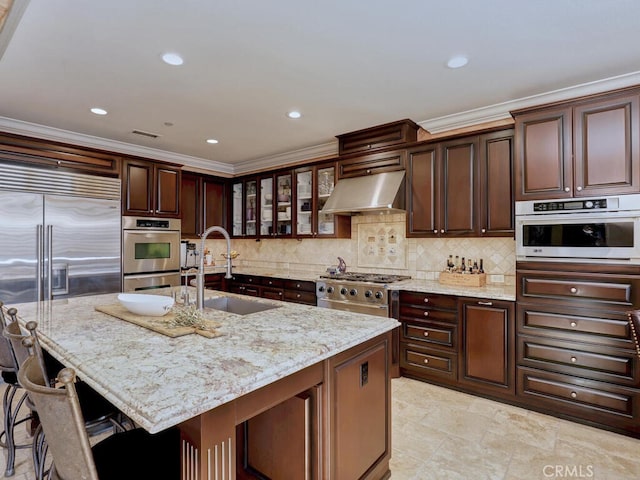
[122,217,181,291]
[515,194,640,264]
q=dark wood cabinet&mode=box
[338,148,406,179]
[336,118,418,156]
[479,129,514,236]
[398,291,459,385]
[0,133,120,175]
[225,274,316,305]
[458,298,515,399]
[516,261,640,437]
[122,158,181,217]
[406,136,479,237]
[514,89,640,200]
[181,172,226,237]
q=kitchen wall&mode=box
[196,214,515,285]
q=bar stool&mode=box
[0,302,35,477]
[3,314,127,479]
[19,350,180,479]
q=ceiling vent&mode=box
[131,129,160,139]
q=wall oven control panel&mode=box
[533,198,609,212]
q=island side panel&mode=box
[325,331,393,480]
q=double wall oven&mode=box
[122,217,181,291]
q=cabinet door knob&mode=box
[423,358,429,364]
[423,331,429,337]
[296,294,301,298]
[570,287,577,294]
[570,321,577,327]
[434,229,438,234]
[576,186,583,191]
[296,283,301,288]
[423,311,429,317]
[570,356,577,363]
[423,298,429,303]
[570,391,577,399]
[565,187,571,192]
[481,228,486,233]
[440,229,445,233]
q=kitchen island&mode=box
[12,288,399,479]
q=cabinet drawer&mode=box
[400,343,457,381]
[518,304,633,348]
[399,306,457,323]
[399,291,458,311]
[338,150,406,178]
[402,322,456,350]
[518,275,634,307]
[518,336,639,386]
[261,287,284,301]
[284,279,316,293]
[517,367,638,423]
[284,290,316,305]
[262,277,285,288]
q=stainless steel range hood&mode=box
[320,171,405,215]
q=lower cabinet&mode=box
[458,298,515,399]
[225,274,316,305]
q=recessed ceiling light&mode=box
[287,111,302,119]
[90,107,107,115]
[206,139,219,144]
[447,56,468,69]
[162,53,184,66]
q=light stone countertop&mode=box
[12,288,399,433]
[387,279,516,301]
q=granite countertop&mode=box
[12,288,398,433]
[187,267,516,301]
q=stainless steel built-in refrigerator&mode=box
[0,164,121,304]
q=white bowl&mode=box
[118,293,174,317]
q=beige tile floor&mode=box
[2,377,639,479]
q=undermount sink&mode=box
[203,296,281,315]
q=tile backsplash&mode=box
[193,213,515,285]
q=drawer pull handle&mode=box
[423,331,429,337]
[570,356,577,363]
[570,287,577,294]
[423,298,429,303]
[570,321,577,328]
[423,312,429,317]
[296,283,301,288]
[478,301,493,306]
[423,358,429,364]
[570,391,577,399]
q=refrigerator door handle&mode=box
[37,224,44,301]
[46,224,53,300]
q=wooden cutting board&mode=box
[95,304,223,338]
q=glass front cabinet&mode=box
[231,164,349,239]
[295,162,350,238]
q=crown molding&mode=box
[0,116,235,175]
[233,141,338,175]
[418,71,640,134]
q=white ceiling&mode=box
[2,0,640,176]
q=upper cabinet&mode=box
[181,172,226,237]
[294,162,350,238]
[259,171,293,238]
[122,158,181,217]
[0,133,120,175]
[336,119,419,156]
[514,89,640,200]
[338,149,407,179]
[407,129,514,238]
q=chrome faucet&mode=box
[196,225,233,309]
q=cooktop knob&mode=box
[327,286,334,293]
[585,200,594,208]
[340,287,348,295]
[364,290,373,298]
[349,288,358,296]
[318,285,325,292]
[375,291,383,299]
